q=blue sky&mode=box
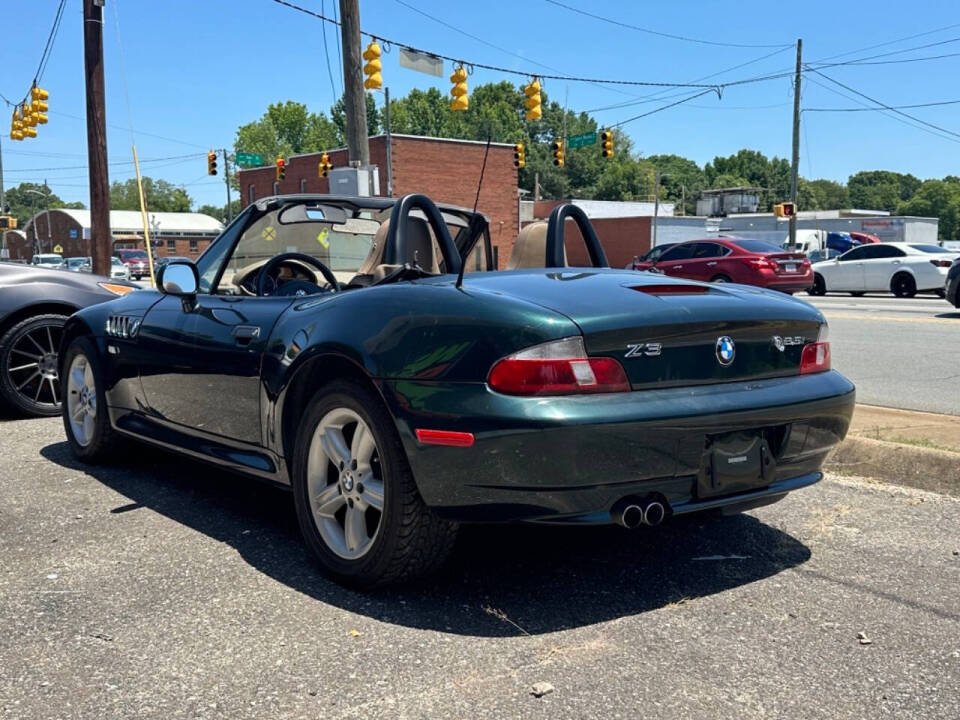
[3,0,960,210]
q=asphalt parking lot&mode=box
[2,413,959,719]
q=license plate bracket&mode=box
[785,263,797,273]
[698,430,776,498]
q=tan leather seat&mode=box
[352,216,440,285]
[507,221,567,269]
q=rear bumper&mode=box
[764,274,813,292]
[380,371,855,523]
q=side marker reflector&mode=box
[415,429,475,447]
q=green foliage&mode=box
[196,199,242,222]
[898,179,960,240]
[330,93,381,144]
[848,171,921,213]
[805,179,850,210]
[109,177,192,213]
[2,182,86,227]
[235,100,339,164]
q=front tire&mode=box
[291,379,457,588]
[808,273,826,296]
[0,313,67,416]
[61,336,119,462]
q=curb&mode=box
[826,435,960,498]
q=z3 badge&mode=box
[625,342,662,358]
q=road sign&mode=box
[567,131,597,149]
[235,152,264,167]
[53,244,63,254]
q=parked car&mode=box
[825,232,861,254]
[807,242,959,297]
[113,248,150,279]
[65,257,92,273]
[153,255,192,275]
[58,194,853,587]
[946,257,960,307]
[0,264,135,416]
[627,243,677,270]
[110,257,131,280]
[634,236,812,293]
[849,231,881,244]
[31,253,64,269]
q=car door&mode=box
[136,292,292,444]
[655,243,696,277]
[693,241,731,281]
[861,244,904,290]
[828,246,869,291]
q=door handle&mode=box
[232,325,261,346]
[707,262,717,266]
[672,265,683,270]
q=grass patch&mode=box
[886,435,960,454]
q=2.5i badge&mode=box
[771,335,805,352]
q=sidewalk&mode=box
[827,404,960,497]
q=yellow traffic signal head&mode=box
[523,78,542,122]
[276,156,286,180]
[513,142,525,169]
[362,42,382,90]
[552,139,564,167]
[600,129,614,158]
[207,150,218,176]
[31,86,49,101]
[450,65,468,111]
[23,127,37,138]
[319,152,332,177]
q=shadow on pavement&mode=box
[41,440,811,637]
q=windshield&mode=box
[733,239,784,253]
[909,244,952,254]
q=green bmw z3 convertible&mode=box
[59,193,855,587]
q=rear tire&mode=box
[60,335,119,462]
[0,313,68,417]
[710,274,731,283]
[291,378,457,588]
[808,274,826,296]
[891,272,916,298]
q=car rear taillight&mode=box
[930,259,952,268]
[800,341,831,374]
[745,257,776,271]
[488,337,630,396]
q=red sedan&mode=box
[633,237,813,293]
[849,231,881,244]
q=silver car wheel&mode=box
[66,354,97,447]
[306,407,384,560]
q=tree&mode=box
[2,182,85,227]
[898,179,960,240]
[806,179,849,210]
[196,200,241,222]
[331,93,381,145]
[646,154,706,214]
[110,177,192,212]
[234,100,339,166]
[848,170,920,212]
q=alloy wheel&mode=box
[6,320,62,410]
[65,353,97,447]
[306,407,385,560]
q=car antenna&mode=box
[456,135,492,290]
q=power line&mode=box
[815,50,960,68]
[270,0,720,89]
[612,88,718,128]
[320,0,339,102]
[804,75,960,145]
[810,21,960,64]
[542,0,792,49]
[3,152,207,174]
[805,67,960,140]
[34,0,67,84]
[47,109,210,149]
[805,98,960,112]
[810,36,960,68]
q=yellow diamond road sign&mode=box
[261,226,276,242]
[316,230,330,248]
[53,244,63,254]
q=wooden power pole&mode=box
[339,0,370,166]
[788,38,802,250]
[83,0,111,276]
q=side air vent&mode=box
[105,315,141,339]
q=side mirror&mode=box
[157,261,198,297]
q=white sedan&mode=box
[808,242,958,298]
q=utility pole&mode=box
[44,180,52,252]
[383,87,393,196]
[681,185,686,217]
[653,169,661,247]
[222,149,233,221]
[789,38,802,250]
[84,0,111,276]
[339,0,369,165]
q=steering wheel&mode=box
[255,252,340,297]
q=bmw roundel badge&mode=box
[716,336,736,366]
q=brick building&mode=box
[4,209,223,262]
[238,134,519,267]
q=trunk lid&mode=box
[463,269,824,388]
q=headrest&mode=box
[507,221,567,269]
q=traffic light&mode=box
[275,156,286,181]
[207,150,218,176]
[319,152,332,178]
[513,142,525,169]
[552,139,564,168]
[774,202,797,218]
[30,85,49,125]
[450,65,468,111]
[362,41,382,90]
[0,216,16,230]
[9,107,24,141]
[524,78,542,122]
[600,129,614,158]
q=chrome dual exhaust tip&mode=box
[612,499,667,528]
